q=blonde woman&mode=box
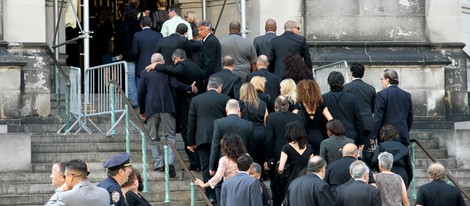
[250,76,272,112]
[280,78,297,111]
[239,82,268,165]
[184,11,198,29]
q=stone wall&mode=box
[305,0,426,42]
[3,0,46,43]
[5,43,52,117]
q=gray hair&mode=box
[171,49,187,61]
[226,99,239,113]
[197,19,213,29]
[378,152,394,170]
[151,53,164,64]
[274,95,289,112]
[208,76,223,89]
[383,69,399,85]
[350,160,369,179]
[251,162,262,174]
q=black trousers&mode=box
[197,143,216,199]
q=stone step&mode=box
[412,139,440,149]
[413,158,457,169]
[0,170,203,184]
[31,151,155,163]
[30,133,185,145]
[410,129,453,140]
[0,190,207,205]
[32,141,186,153]
[0,179,201,195]
[413,169,470,178]
[413,148,448,159]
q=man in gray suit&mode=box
[220,154,263,206]
[45,159,110,206]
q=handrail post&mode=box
[125,104,130,154]
[141,131,148,192]
[109,83,116,136]
[410,142,416,199]
[65,85,70,130]
[191,182,196,206]
[164,144,171,203]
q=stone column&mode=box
[0,0,3,40]
[454,122,470,168]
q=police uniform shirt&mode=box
[97,176,128,206]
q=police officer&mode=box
[98,153,133,206]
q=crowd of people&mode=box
[54,0,468,205]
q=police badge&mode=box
[112,190,120,203]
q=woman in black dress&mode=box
[239,82,268,165]
[372,125,413,188]
[122,168,151,206]
[277,120,314,202]
[294,79,333,155]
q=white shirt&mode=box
[160,16,193,40]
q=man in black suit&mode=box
[132,17,163,81]
[325,143,375,194]
[270,21,312,78]
[246,55,281,111]
[335,160,381,206]
[187,76,230,201]
[155,23,188,65]
[220,154,263,206]
[138,53,197,177]
[253,19,277,63]
[147,49,204,170]
[197,20,222,82]
[343,63,376,166]
[416,163,466,206]
[373,69,413,145]
[323,71,364,147]
[264,95,301,206]
[210,99,254,173]
[284,156,335,206]
[209,56,242,99]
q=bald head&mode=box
[222,55,235,70]
[265,19,277,32]
[225,99,240,114]
[307,156,326,173]
[229,21,241,34]
[256,55,269,69]
[342,143,358,158]
[151,53,164,64]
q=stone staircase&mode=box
[0,117,207,206]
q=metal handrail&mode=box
[44,46,70,86]
[410,138,470,201]
[108,80,213,206]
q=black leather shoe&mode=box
[153,166,164,172]
[188,166,201,171]
[169,164,176,178]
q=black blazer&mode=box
[155,59,205,93]
[285,173,335,206]
[210,69,242,99]
[131,28,163,76]
[270,31,312,78]
[187,90,230,147]
[199,33,222,80]
[335,180,381,206]
[416,180,466,206]
[371,139,413,187]
[253,32,277,62]
[126,191,151,206]
[264,111,302,162]
[137,69,191,119]
[323,90,364,146]
[373,85,413,145]
[246,69,281,109]
[343,79,376,131]
[155,33,188,65]
[209,114,254,170]
[325,156,375,193]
